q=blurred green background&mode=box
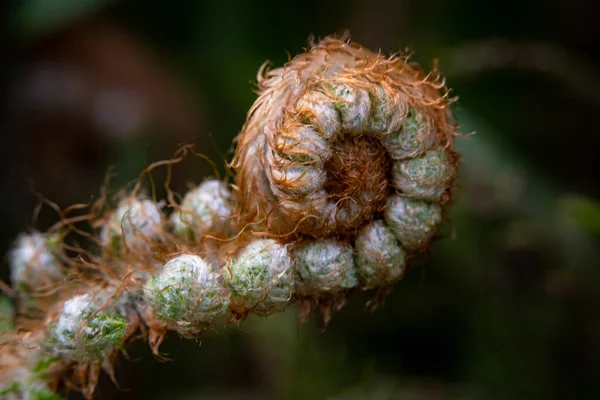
[2,0,600,399]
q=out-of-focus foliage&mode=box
[2,0,599,399]
[16,0,117,37]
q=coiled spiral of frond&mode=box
[233,37,458,247]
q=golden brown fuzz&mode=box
[323,135,390,235]
[232,36,458,239]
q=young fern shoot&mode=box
[0,36,460,399]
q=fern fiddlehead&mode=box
[0,37,460,399]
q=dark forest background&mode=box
[2,0,600,399]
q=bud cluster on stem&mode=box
[0,36,460,399]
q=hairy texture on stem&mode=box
[0,36,463,400]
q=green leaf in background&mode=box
[15,0,116,37]
[557,195,600,236]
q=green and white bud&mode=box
[384,195,443,250]
[101,198,163,254]
[368,86,405,134]
[392,149,454,201]
[292,239,358,294]
[170,180,234,242]
[270,163,327,197]
[50,294,128,363]
[225,239,294,315]
[9,233,63,293]
[144,254,229,334]
[296,91,341,140]
[275,124,330,163]
[381,109,433,160]
[355,220,406,288]
[329,83,370,134]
